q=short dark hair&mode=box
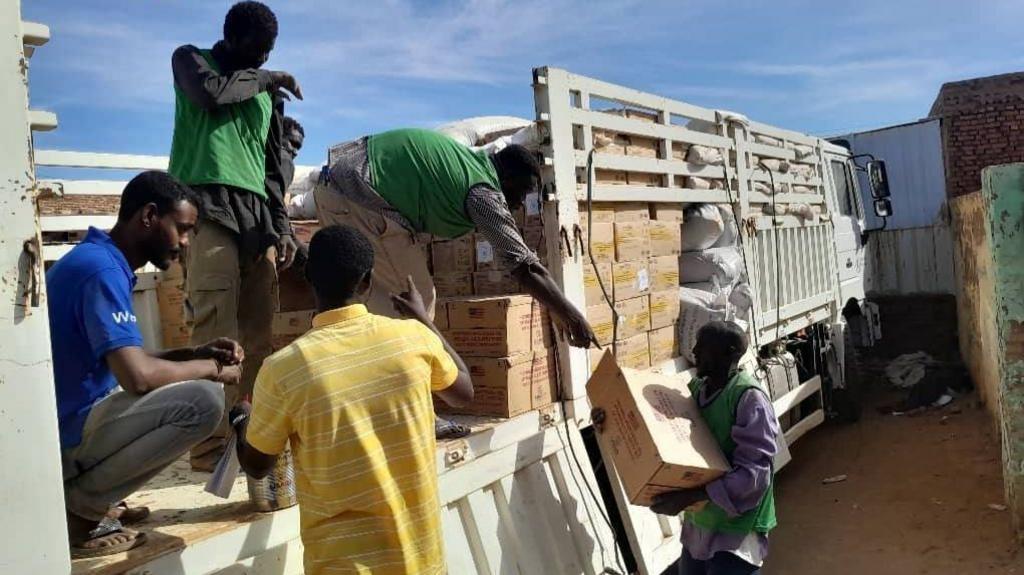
[224,1,278,44]
[283,116,304,137]
[494,144,541,182]
[306,225,375,304]
[696,321,749,361]
[118,171,200,222]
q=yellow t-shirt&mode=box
[247,304,458,575]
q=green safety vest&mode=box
[168,49,272,198]
[687,371,778,534]
[367,128,501,238]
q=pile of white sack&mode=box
[436,116,541,154]
[286,168,324,220]
[676,203,753,363]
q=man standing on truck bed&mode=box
[48,171,244,559]
[231,224,474,575]
[168,1,303,470]
[315,128,597,347]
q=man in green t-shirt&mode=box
[315,129,596,348]
[168,1,302,470]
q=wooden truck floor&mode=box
[69,456,298,575]
[69,415,516,575]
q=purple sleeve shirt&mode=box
[682,386,780,563]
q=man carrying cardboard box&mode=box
[595,321,779,575]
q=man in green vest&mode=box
[314,128,596,348]
[168,1,302,470]
[594,321,779,574]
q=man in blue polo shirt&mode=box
[48,171,244,559]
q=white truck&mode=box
[2,7,890,575]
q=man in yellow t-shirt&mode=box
[232,224,474,575]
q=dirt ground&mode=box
[764,389,1021,574]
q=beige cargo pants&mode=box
[313,185,435,320]
[186,221,278,469]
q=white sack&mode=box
[679,246,744,287]
[681,203,725,251]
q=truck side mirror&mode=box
[867,160,890,199]
[874,198,892,218]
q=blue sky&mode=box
[23,0,1024,167]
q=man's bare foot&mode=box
[67,512,147,559]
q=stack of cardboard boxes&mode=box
[430,192,546,297]
[427,192,559,418]
[435,295,556,418]
[581,202,682,373]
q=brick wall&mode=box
[929,72,1024,198]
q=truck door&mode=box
[827,155,867,304]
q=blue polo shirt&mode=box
[47,227,144,448]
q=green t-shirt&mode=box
[168,49,272,197]
[367,128,501,238]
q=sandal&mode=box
[109,502,150,526]
[70,518,148,559]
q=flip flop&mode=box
[70,518,148,559]
[435,416,471,440]
[110,501,150,525]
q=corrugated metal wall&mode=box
[840,119,955,294]
[841,119,947,230]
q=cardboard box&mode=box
[649,255,680,292]
[614,203,651,222]
[522,225,547,260]
[648,221,682,256]
[595,169,629,185]
[579,202,616,224]
[441,351,555,417]
[614,221,651,262]
[587,352,730,506]
[278,261,316,312]
[474,236,510,272]
[434,301,449,331]
[473,271,520,296]
[629,172,664,188]
[625,135,661,158]
[649,325,678,365]
[650,203,684,222]
[579,221,615,263]
[431,236,475,273]
[445,295,550,356]
[434,273,473,297]
[523,192,543,227]
[614,296,650,339]
[649,289,681,329]
[272,310,315,351]
[530,351,558,409]
[587,303,615,346]
[589,333,650,372]
[157,275,191,349]
[583,262,613,304]
[616,333,651,370]
[612,260,650,301]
